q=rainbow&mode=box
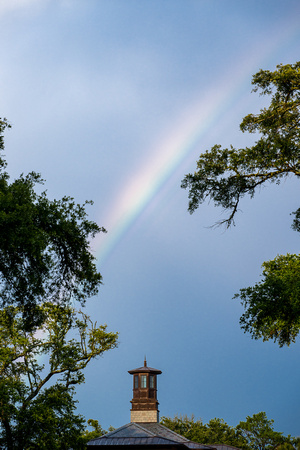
[94,14,300,265]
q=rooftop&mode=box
[87,422,215,449]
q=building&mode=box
[87,360,241,450]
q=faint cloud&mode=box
[0,0,47,17]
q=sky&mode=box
[1,0,300,439]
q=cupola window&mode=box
[141,375,147,388]
[134,375,139,389]
[149,375,155,389]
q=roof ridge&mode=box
[155,424,190,441]
[100,436,183,443]
[98,422,157,439]
[102,423,133,437]
[129,423,156,436]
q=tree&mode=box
[160,414,204,441]
[80,420,115,447]
[236,412,286,450]
[0,302,118,449]
[181,62,300,346]
[161,413,299,450]
[160,415,248,449]
[0,118,105,329]
[0,118,118,448]
[235,254,300,347]
[204,418,248,448]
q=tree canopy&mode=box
[181,62,300,346]
[81,420,115,447]
[160,414,248,449]
[0,118,118,448]
[182,62,300,227]
[236,412,293,450]
[235,254,300,347]
[0,302,118,449]
[161,413,299,450]
[0,119,105,329]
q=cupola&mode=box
[128,358,162,423]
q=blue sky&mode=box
[1,0,300,438]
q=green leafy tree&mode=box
[162,413,299,450]
[82,419,107,443]
[81,420,115,447]
[235,254,300,346]
[0,118,105,329]
[204,418,249,448]
[0,302,118,449]
[160,415,248,449]
[275,441,300,450]
[160,414,204,440]
[0,118,118,448]
[236,412,286,450]
[181,62,300,346]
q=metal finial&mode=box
[144,356,147,367]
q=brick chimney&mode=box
[128,359,162,423]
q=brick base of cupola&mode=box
[130,410,159,423]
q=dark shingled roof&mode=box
[87,423,215,449]
[128,366,162,375]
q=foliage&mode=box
[81,419,115,447]
[235,254,300,347]
[181,62,300,346]
[162,413,299,450]
[204,418,249,448]
[0,118,118,448]
[236,412,286,450]
[0,119,105,329]
[160,414,202,440]
[160,414,248,448]
[0,303,118,449]
[181,62,300,227]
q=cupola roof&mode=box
[128,358,162,375]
